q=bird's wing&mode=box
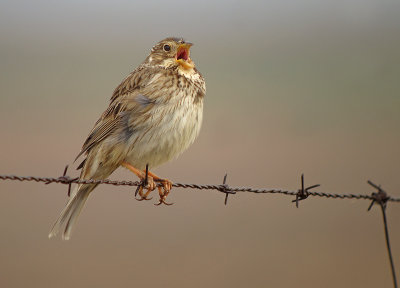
[75,64,159,162]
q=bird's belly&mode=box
[124,98,203,170]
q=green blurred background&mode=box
[0,0,399,287]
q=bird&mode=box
[49,37,206,240]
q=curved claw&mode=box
[154,199,174,206]
[134,173,156,201]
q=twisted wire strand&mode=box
[1,174,399,202]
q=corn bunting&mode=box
[49,37,205,240]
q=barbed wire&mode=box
[0,172,399,203]
[0,167,398,288]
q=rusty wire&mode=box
[0,172,399,203]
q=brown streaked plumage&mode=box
[49,37,205,240]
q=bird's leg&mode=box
[144,170,173,206]
[121,162,155,201]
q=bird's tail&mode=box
[48,183,97,240]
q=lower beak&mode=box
[176,43,194,69]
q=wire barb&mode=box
[134,164,150,197]
[367,180,398,288]
[292,174,321,208]
[221,173,233,205]
[44,165,78,197]
[63,165,77,197]
[144,164,149,187]
[367,180,389,211]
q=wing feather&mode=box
[75,118,118,161]
[75,64,154,162]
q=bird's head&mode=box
[146,37,195,70]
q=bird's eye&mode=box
[163,44,171,52]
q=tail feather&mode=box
[48,184,96,240]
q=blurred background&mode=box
[0,0,399,287]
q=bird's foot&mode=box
[121,162,173,205]
[121,162,156,201]
[154,178,173,206]
[135,175,155,201]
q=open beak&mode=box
[176,43,194,69]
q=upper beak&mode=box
[176,43,194,69]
